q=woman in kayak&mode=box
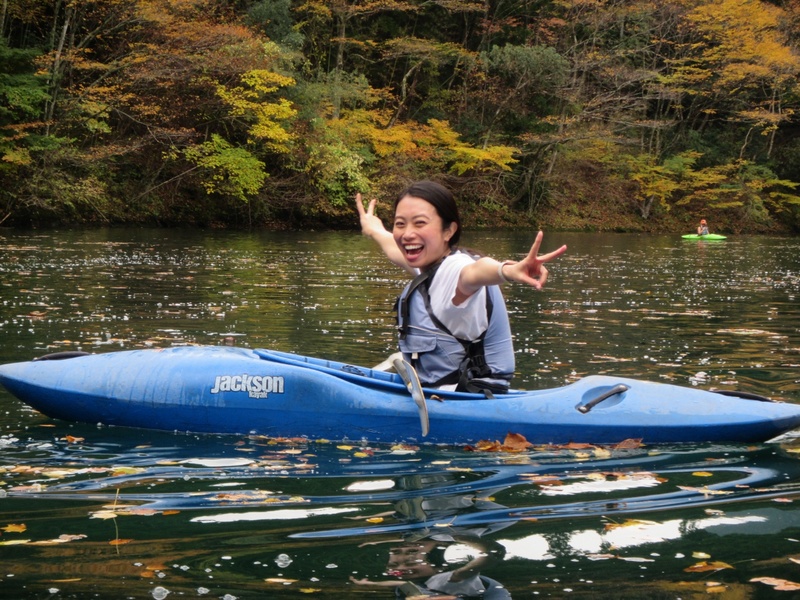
[697,219,709,235]
[356,180,566,393]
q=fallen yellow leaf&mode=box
[684,561,733,572]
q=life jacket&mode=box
[396,252,515,394]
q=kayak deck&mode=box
[1,346,799,445]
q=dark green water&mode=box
[1,229,799,599]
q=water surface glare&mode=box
[1,229,800,599]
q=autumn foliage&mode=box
[1,0,800,230]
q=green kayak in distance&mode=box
[682,233,727,240]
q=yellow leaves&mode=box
[2,523,27,533]
[216,69,297,151]
[684,560,733,572]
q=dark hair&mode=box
[395,180,461,248]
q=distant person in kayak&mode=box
[697,219,709,235]
[356,180,566,393]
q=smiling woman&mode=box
[356,181,567,393]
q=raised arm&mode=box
[455,231,567,302]
[356,193,413,273]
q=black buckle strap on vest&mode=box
[396,251,499,391]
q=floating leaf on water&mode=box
[750,577,800,591]
[265,578,297,584]
[390,444,419,452]
[692,551,711,559]
[611,438,643,450]
[109,539,133,546]
[90,510,118,520]
[120,508,159,516]
[2,523,26,533]
[0,539,31,545]
[684,561,733,572]
[692,472,714,477]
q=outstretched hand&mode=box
[355,192,388,238]
[355,192,411,271]
[503,231,567,290]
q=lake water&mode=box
[1,228,799,599]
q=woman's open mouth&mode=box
[404,243,423,260]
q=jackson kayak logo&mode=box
[210,374,284,399]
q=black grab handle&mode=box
[576,384,630,414]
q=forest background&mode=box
[2,0,800,233]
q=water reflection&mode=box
[350,535,510,598]
[2,229,800,597]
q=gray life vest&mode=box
[396,252,515,394]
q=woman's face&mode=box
[386,542,440,579]
[393,195,457,271]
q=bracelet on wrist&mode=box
[498,260,515,284]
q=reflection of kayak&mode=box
[682,233,727,240]
[2,346,800,445]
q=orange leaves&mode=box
[2,523,27,533]
[109,538,133,546]
[684,560,734,573]
[465,434,643,454]
[466,432,533,453]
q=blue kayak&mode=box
[1,346,799,445]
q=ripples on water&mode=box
[1,229,800,598]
